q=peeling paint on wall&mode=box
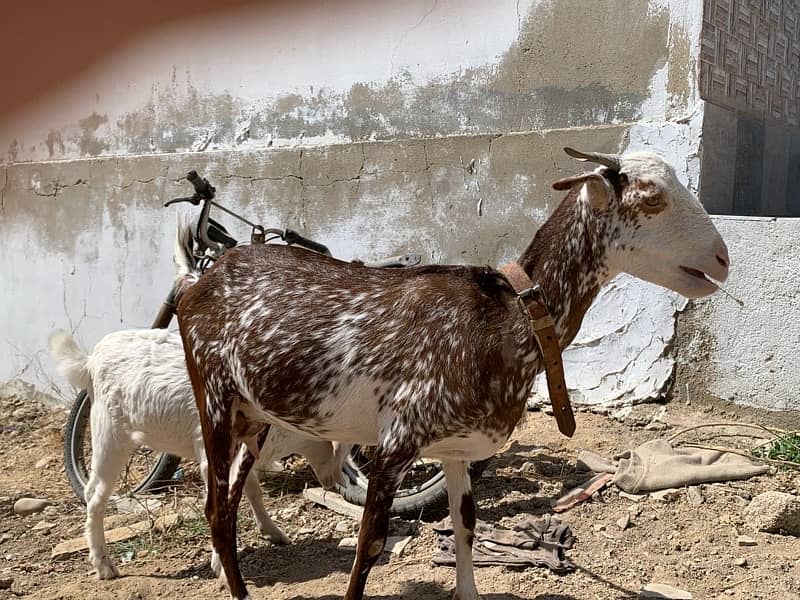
[530,274,687,409]
[666,22,692,117]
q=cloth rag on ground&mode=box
[575,439,770,494]
[432,514,575,573]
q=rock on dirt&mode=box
[34,456,55,469]
[12,497,51,516]
[335,520,351,533]
[736,535,757,546]
[686,486,704,506]
[744,491,800,535]
[385,535,413,557]
[650,488,681,502]
[620,491,647,502]
[644,421,668,431]
[337,535,412,557]
[31,520,57,532]
[640,582,693,598]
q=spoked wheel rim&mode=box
[342,446,446,499]
[65,390,180,501]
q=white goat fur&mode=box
[49,328,344,580]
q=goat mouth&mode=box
[680,266,717,287]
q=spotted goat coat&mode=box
[174,150,729,600]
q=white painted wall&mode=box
[677,216,800,412]
[1,0,533,161]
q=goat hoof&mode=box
[210,550,222,577]
[94,559,120,580]
[210,554,230,592]
[217,572,231,593]
[264,528,291,545]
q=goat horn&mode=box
[563,147,621,172]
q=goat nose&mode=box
[712,238,730,282]
[715,240,730,269]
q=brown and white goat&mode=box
[174,148,729,600]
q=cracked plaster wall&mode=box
[1,0,717,410]
[0,127,619,394]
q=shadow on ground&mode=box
[285,579,582,599]
[170,536,353,585]
[472,441,588,523]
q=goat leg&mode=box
[233,425,292,545]
[210,425,272,594]
[344,445,416,600]
[84,418,132,580]
[243,469,290,545]
[204,419,249,598]
[183,350,250,599]
[442,461,481,600]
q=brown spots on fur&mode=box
[626,178,666,215]
[460,492,476,545]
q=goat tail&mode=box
[173,217,201,305]
[48,330,91,390]
[174,217,197,279]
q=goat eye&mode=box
[644,195,663,208]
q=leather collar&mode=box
[498,262,576,437]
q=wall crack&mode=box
[389,0,439,75]
[28,174,87,199]
[299,149,307,230]
[0,166,7,213]
[109,177,158,191]
[422,139,434,208]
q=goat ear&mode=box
[552,172,611,211]
[552,172,596,190]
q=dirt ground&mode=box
[1,391,798,600]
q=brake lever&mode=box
[164,195,202,208]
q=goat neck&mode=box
[517,188,613,349]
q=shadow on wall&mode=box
[701,102,800,217]
[0,0,270,120]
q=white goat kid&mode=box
[49,328,344,580]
